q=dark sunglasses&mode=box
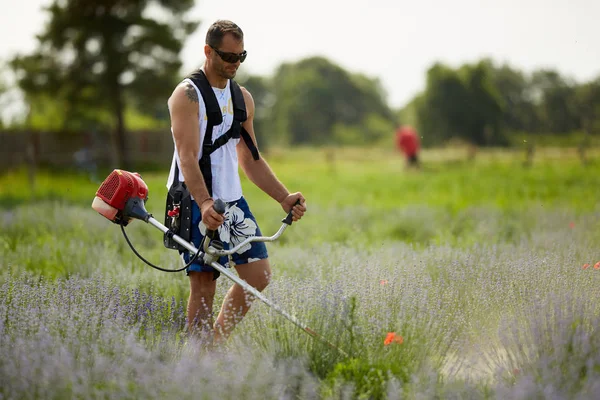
[210,46,247,63]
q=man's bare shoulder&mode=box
[169,81,199,110]
[239,86,255,111]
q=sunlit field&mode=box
[2,146,600,399]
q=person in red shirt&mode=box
[395,126,420,168]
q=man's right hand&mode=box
[200,199,225,231]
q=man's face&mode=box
[211,33,245,80]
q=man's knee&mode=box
[189,271,217,299]
[238,260,271,292]
[252,272,271,292]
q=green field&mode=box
[2,146,600,399]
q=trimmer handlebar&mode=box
[281,199,302,226]
[205,198,226,241]
[206,223,289,257]
[147,201,291,264]
[213,198,227,214]
[203,198,300,257]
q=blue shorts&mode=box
[180,196,268,276]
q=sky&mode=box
[1,0,599,111]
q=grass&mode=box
[1,146,600,399]
[2,145,599,213]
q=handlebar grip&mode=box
[213,198,226,214]
[282,199,302,225]
[206,199,226,240]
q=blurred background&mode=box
[0,0,599,176]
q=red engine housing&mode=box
[96,169,148,211]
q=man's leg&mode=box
[213,259,271,343]
[187,271,218,336]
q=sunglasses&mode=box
[210,46,247,63]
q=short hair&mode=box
[206,20,244,48]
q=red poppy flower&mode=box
[384,332,403,345]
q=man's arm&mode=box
[237,87,306,221]
[168,82,224,230]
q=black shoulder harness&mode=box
[187,69,260,196]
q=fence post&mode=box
[26,130,39,195]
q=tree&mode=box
[415,61,505,147]
[576,77,600,133]
[487,61,539,133]
[0,71,7,129]
[235,73,275,149]
[10,0,198,168]
[459,61,505,146]
[529,69,579,134]
[269,56,395,146]
[416,63,471,145]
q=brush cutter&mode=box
[92,169,347,356]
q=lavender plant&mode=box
[0,272,322,400]
[492,293,600,399]
[2,199,600,398]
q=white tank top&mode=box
[166,77,243,202]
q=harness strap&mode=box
[187,69,260,196]
[241,127,260,161]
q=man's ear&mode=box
[203,44,211,59]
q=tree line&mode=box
[401,60,600,147]
[3,0,599,167]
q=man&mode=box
[166,19,306,344]
[395,125,420,168]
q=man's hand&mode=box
[280,192,307,222]
[200,199,225,231]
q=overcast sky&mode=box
[1,0,599,109]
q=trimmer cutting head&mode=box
[92,169,150,225]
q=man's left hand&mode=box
[280,192,306,222]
